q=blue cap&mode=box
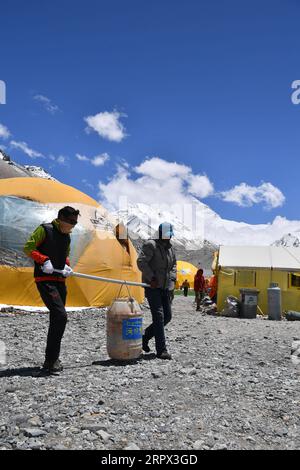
[158,222,174,239]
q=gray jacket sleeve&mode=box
[137,241,155,281]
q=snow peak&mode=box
[100,455,135,467]
[0,80,6,104]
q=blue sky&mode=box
[0,0,300,224]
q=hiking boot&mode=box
[157,350,172,360]
[142,336,150,353]
[196,307,200,311]
[43,359,63,374]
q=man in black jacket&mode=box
[24,206,79,374]
[137,222,176,360]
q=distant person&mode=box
[208,273,218,304]
[194,269,206,311]
[181,279,190,297]
[137,222,176,360]
[24,206,80,375]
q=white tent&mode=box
[218,246,300,272]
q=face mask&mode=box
[59,221,74,234]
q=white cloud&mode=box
[91,153,110,166]
[49,154,69,166]
[76,152,110,166]
[187,174,214,198]
[135,157,190,180]
[98,157,214,212]
[0,123,11,140]
[76,153,89,162]
[33,94,60,114]
[10,140,44,159]
[221,182,285,209]
[84,110,127,142]
[56,155,68,166]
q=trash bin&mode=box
[239,288,260,319]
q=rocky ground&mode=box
[0,295,300,451]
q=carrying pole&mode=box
[53,270,150,288]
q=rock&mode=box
[23,428,47,438]
[193,440,205,450]
[180,368,197,376]
[81,424,108,433]
[28,440,43,450]
[13,415,29,426]
[28,416,42,427]
[213,443,228,450]
[151,371,161,379]
[124,443,140,450]
[96,430,111,442]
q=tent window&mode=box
[234,270,256,287]
[290,273,300,288]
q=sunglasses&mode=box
[62,219,78,226]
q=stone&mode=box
[193,440,205,450]
[81,424,108,433]
[23,428,47,438]
[96,430,111,442]
[28,416,42,427]
[124,443,140,450]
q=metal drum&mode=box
[268,283,282,321]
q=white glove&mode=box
[42,260,54,274]
[62,265,73,277]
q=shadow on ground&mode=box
[92,353,157,367]
[0,367,47,378]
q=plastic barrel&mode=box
[106,298,143,360]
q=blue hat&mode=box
[158,222,174,239]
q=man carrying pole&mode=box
[24,206,79,375]
[137,222,176,360]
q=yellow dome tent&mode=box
[176,260,198,289]
[0,177,143,307]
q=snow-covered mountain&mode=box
[23,165,57,181]
[0,149,56,180]
[272,232,300,248]
[115,202,209,250]
[113,201,300,248]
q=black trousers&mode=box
[183,287,189,297]
[36,282,68,364]
[144,288,172,355]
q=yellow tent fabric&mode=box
[176,260,198,289]
[0,177,143,307]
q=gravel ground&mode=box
[0,295,300,451]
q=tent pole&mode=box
[53,270,150,288]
